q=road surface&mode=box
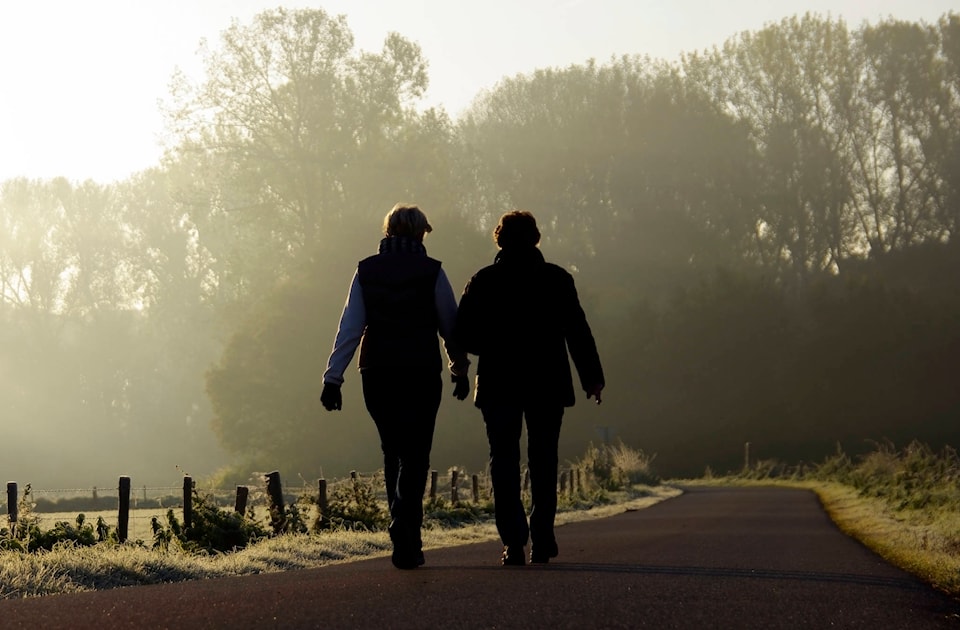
[0,486,957,628]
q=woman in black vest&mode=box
[321,204,470,569]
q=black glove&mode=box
[321,382,342,411]
[452,373,470,401]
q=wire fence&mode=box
[2,463,599,545]
[1,466,511,543]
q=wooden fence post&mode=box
[266,471,285,533]
[471,474,480,503]
[429,470,438,500]
[235,486,249,514]
[6,482,17,535]
[318,479,327,519]
[523,469,530,493]
[744,442,751,471]
[559,470,567,494]
[118,476,131,543]
[451,469,459,503]
[182,476,193,530]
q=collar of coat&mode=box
[378,235,427,256]
[494,246,545,266]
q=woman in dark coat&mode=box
[456,210,604,566]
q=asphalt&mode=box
[1,486,958,629]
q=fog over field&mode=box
[0,2,958,491]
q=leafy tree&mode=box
[0,179,140,469]
[683,11,960,280]
[205,264,377,478]
[683,14,860,283]
[937,13,960,236]
[164,8,432,304]
[855,17,955,250]
[0,174,231,486]
[179,9,494,474]
[458,57,758,304]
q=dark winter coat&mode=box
[455,246,604,408]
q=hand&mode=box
[587,384,603,405]
[321,382,342,411]
[452,373,470,401]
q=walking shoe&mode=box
[391,545,424,570]
[501,545,526,566]
[391,550,420,570]
[530,540,559,564]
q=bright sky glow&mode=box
[0,0,955,183]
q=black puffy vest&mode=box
[356,252,442,371]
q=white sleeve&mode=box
[435,268,470,376]
[322,271,366,385]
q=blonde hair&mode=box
[383,203,433,239]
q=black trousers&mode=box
[481,404,564,549]
[361,368,442,550]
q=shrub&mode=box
[314,476,389,533]
[577,441,660,490]
[607,441,661,486]
[151,489,270,554]
[0,486,109,552]
[423,496,494,527]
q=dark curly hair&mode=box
[494,211,541,249]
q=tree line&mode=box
[1,8,957,485]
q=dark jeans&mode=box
[361,369,442,551]
[481,405,564,550]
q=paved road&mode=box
[1,486,958,629]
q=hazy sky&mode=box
[0,0,955,183]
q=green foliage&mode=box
[577,443,620,490]
[0,486,109,552]
[2,7,960,500]
[314,477,389,533]
[806,443,856,483]
[576,441,660,491]
[205,271,338,475]
[265,495,310,537]
[21,515,100,552]
[460,57,756,293]
[151,490,270,554]
[618,255,960,478]
[0,441,656,561]
[423,496,494,527]
[730,440,960,517]
[840,441,960,511]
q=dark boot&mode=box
[530,539,559,564]
[391,536,423,570]
[389,522,422,570]
[501,545,526,566]
[391,547,422,570]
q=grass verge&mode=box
[0,484,680,600]
[680,477,960,599]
